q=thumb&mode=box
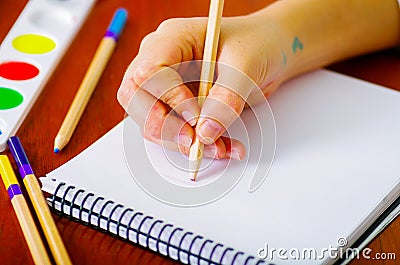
[196,64,258,144]
[197,85,244,144]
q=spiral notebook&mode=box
[40,69,400,265]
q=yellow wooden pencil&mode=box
[8,136,72,265]
[54,8,128,153]
[0,155,52,265]
[189,0,224,180]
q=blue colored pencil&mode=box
[54,8,128,153]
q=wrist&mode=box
[246,7,297,84]
[249,0,400,83]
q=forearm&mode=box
[251,0,400,81]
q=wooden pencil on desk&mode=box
[189,0,224,180]
[54,8,128,153]
[8,136,72,265]
[0,155,52,265]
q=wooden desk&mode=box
[0,1,399,264]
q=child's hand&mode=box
[117,14,287,160]
[117,0,399,160]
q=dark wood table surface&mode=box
[0,1,399,264]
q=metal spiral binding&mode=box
[167,227,184,258]
[107,204,123,232]
[88,196,104,229]
[70,189,84,218]
[210,243,223,264]
[79,192,94,223]
[232,252,244,264]
[97,200,113,228]
[198,239,214,265]
[146,219,162,249]
[125,211,143,240]
[244,255,256,265]
[220,247,234,264]
[178,231,194,262]
[48,181,265,265]
[155,223,172,253]
[136,215,153,245]
[116,208,133,236]
[188,235,203,263]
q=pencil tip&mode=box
[54,148,60,154]
[189,172,198,182]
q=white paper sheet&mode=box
[42,70,400,265]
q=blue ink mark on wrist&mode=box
[292,37,303,54]
[281,50,287,66]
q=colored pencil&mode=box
[189,0,224,180]
[8,136,72,265]
[54,8,128,153]
[0,155,52,265]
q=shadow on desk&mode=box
[54,215,179,265]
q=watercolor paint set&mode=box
[0,0,96,151]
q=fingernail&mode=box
[228,150,242,160]
[198,119,224,144]
[204,144,217,158]
[182,111,197,126]
[175,134,192,148]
